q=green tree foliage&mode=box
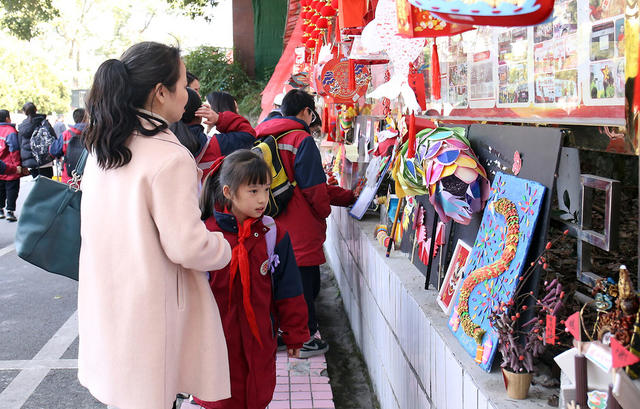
[0,48,69,114]
[165,0,218,20]
[0,0,59,40]
[184,46,265,124]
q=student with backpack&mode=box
[79,41,232,409]
[49,108,87,184]
[254,89,332,358]
[193,150,309,409]
[196,92,256,179]
[17,102,56,178]
[0,110,21,222]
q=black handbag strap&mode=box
[74,149,89,176]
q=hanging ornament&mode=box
[321,57,371,103]
[396,0,474,38]
[407,0,554,27]
[338,0,368,29]
[431,41,441,100]
[361,0,426,113]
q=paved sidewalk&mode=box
[181,349,334,409]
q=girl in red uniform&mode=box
[193,150,309,409]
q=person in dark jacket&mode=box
[196,92,256,179]
[169,88,209,158]
[18,102,55,178]
[0,110,21,221]
[49,108,87,184]
[254,89,332,358]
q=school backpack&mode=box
[30,120,56,166]
[252,130,297,218]
[64,135,85,177]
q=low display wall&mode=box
[324,206,553,409]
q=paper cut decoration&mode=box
[407,127,490,225]
[408,0,554,27]
[448,172,546,371]
[611,337,640,368]
[396,0,475,38]
[414,205,445,265]
[587,390,608,409]
[437,239,471,314]
[360,0,426,113]
[566,311,581,341]
[321,58,371,103]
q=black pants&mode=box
[0,179,20,211]
[30,167,53,179]
[299,265,321,335]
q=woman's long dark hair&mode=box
[83,42,182,169]
[206,91,237,113]
[200,150,271,220]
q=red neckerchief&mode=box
[228,216,263,347]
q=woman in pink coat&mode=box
[79,42,232,409]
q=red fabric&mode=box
[228,217,263,347]
[198,112,256,180]
[0,124,20,181]
[407,113,416,158]
[196,216,309,409]
[338,0,367,28]
[408,72,427,111]
[326,184,355,207]
[431,43,441,100]
[216,111,256,136]
[259,17,304,121]
[255,118,331,267]
[59,126,82,183]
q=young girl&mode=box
[193,149,309,409]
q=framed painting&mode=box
[437,240,471,314]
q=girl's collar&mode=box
[213,209,262,233]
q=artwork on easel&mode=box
[448,172,546,372]
[437,240,471,314]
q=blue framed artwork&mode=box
[447,172,546,371]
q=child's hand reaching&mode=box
[287,348,300,358]
[195,104,219,126]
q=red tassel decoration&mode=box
[407,113,416,158]
[323,106,330,133]
[431,42,441,100]
[348,59,356,91]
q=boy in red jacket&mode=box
[0,110,21,221]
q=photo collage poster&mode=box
[421,0,626,123]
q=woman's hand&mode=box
[195,104,219,126]
[287,348,300,358]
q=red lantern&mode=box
[408,0,554,27]
[317,17,329,29]
[321,5,337,17]
[311,14,320,24]
[306,39,317,49]
[301,0,308,5]
[331,0,338,7]
[396,1,474,38]
[312,29,321,38]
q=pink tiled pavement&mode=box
[181,338,333,409]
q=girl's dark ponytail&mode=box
[84,59,136,169]
[200,166,227,220]
[83,42,181,170]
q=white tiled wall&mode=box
[325,207,549,409]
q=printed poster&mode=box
[497,27,529,106]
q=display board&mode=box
[422,0,626,126]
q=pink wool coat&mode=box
[78,127,232,409]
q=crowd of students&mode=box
[64,41,358,409]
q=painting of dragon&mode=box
[448,172,546,371]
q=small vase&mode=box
[502,368,533,399]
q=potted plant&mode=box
[489,234,566,399]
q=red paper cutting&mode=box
[611,337,640,368]
[565,311,580,341]
[545,314,556,345]
[321,58,371,104]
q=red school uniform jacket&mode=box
[254,116,331,267]
[0,123,20,181]
[194,211,309,409]
[197,111,257,180]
